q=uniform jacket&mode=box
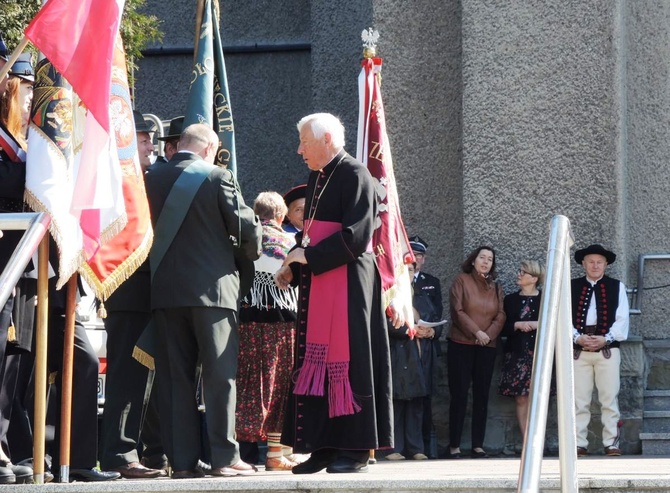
[145,151,261,310]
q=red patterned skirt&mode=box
[235,320,296,442]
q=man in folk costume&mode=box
[275,113,395,474]
[145,123,261,478]
[571,244,629,457]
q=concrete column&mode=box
[461,0,625,282]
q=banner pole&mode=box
[58,274,77,482]
[32,236,49,484]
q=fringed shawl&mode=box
[245,220,297,312]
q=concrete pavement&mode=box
[4,456,670,493]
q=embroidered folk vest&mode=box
[571,275,620,336]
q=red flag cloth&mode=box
[80,35,153,300]
[357,57,415,333]
[24,0,124,132]
[24,3,130,293]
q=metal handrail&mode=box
[0,212,51,484]
[0,213,51,309]
[518,215,577,493]
[143,113,165,158]
[628,253,670,315]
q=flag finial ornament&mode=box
[361,28,379,59]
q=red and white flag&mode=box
[357,56,415,330]
[24,0,128,290]
[80,35,153,300]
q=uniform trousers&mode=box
[100,311,163,469]
[47,311,99,470]
[154,306,240,471]
[574,348,621,448]
[447,340,497,449]
[392,398,424,456]
[0,299,14,458]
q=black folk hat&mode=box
[9,53,34,82]
[408,235,428,254]
[133,110,155,134]
[574,244,616,265]
[157,116,184,141]
[283,184,307,207]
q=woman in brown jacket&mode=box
[447,246,505,459]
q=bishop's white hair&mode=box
[297,113,345,149]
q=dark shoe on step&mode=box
[471,448,489,459]
[9,463,33,483]
[16,458,51,483]
[141,455,168,472]
[114,462,167,479]
[68,468,121,482]
[171,469,205,480]
[577,446,588,457]
[210,460,257,477]
[0,466,15,484]
[196,460,212,474]
[326,456,369,474]
[292,448,338,475]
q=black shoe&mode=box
[141,455,168,471]
[171,469,206,479]
[68,468,121,482]
[326,456,369,474]
[16,457,50,483]
[446,450,461,459]
[196,460,212,474]
[8,463,33,483]
[0,465,15,484]
[471,448,489,458]
[44,470,54,483]
[292,448,338,475]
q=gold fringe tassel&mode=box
[132,346,155,371]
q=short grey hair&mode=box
[254,191,288,221]
[297,113,345,148]
[179,123,218,151]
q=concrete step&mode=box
[643,411,670,433]
[640,432,670,455]
[11,458,670,492]
[644,390,670,411]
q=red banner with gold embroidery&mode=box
[356,56,414,326]
[79,35,153,300]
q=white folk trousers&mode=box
[574,348,621,448]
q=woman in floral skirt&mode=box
[235,191,302,471]
[498,260,545,439]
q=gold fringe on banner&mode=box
[132,346,154,371]
[7,325,16,343]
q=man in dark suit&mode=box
[99,111,166,479]
[408,235,443,459]
[145,123,261,479]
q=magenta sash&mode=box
[294,219,361,417]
